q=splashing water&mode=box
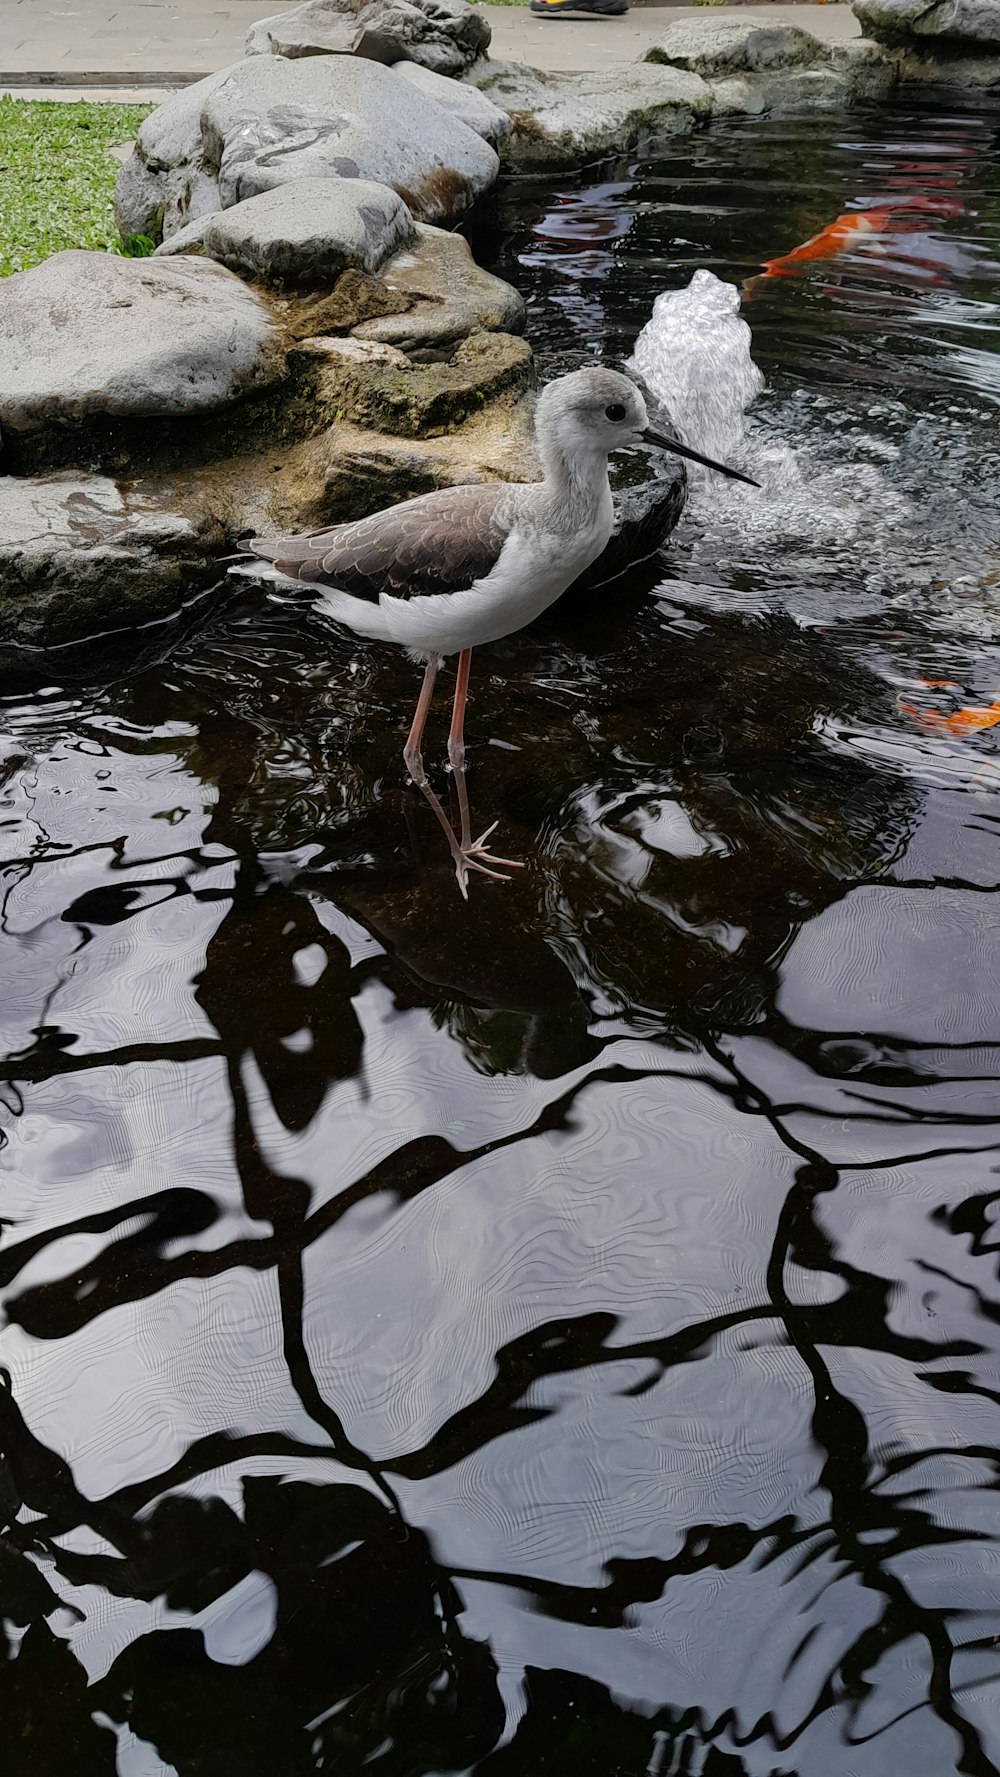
[627,268,927,600]
[629,268,765,476]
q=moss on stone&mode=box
[279,269,413,340]
[313,331,533,438]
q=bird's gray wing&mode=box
[247,481,516,602]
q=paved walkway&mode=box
[0,3,860,96]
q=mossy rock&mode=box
[317,331,533,438]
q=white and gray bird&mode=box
[235,365,755,896]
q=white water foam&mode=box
[627,268,923,594]
[630,268,765,477]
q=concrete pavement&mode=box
[0,3,860,93]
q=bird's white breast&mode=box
[373,509,615,656]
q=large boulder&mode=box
[463,60,711,171]
[352,224,526,358]
[203,57,499,222]
[0,473,224,650]
[852,0,1000,49]
[153,178,414,284]
[115,57,498,246]
[645,16,828,75]
[0,252,288,462]
[245,0,491,77]
[113,65,233,243]
[393,60,512,147]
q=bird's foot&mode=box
[452,822,525,900]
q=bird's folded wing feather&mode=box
[247,482,516,602]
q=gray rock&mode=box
[888,44,1000,82]
[152,210,220,256]
[0,252,288,445]
[246,0,491,77]
[853,0,1000,49]
[201,56,499,222]
[353,223,525,358]
[393,60,512,146]
[464,59,711,172]
[708,63,856,113]
[830,35,899,97]
[246,3,378,61]
[0,473,223,649]
[155,179,415,285]
[113,65,233,243]
[645,16,828,75]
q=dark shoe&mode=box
[530,0,628,15]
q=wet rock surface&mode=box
[0,252,288,456]
[246,0,491,77]
[0,473,224,651]
[153,178,415,285]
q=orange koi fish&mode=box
[899,680,1000,739]
[743,198,963,297]
[759,209,891,279]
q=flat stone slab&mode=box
[246,0,491,77]
[646,17,828,75]
[464,59,711,171]
[393,59,512,147]
[0,472,222,650]
[0,252,288,440]
[853,0,1000,50]
[353,223,526,357]
[202,56,499,223]
[155,178,415,285]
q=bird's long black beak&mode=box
[641,427,760,488]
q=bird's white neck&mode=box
[535,416,612,522]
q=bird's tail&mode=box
[227,531,324,582]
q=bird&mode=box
[235,365,756,898]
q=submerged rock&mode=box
[646,16,827,75]
[393,60,512,147]
[0,473,224,650]
[352,225,526,358]
[245,0,491,77]
[154,178,414,285]
[0,252,288,462]
[853,0,1000,49]
[464,59,711,172]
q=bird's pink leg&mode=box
[403,655,466,868]
[446,648,523,895]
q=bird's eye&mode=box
[605,403,628,422]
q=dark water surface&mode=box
[4,107,1000,1775]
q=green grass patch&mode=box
[0,97,154,278]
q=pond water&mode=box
[3,103,1000,1776]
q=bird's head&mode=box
[535,365,758,487]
